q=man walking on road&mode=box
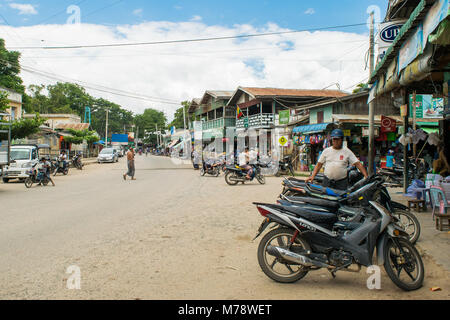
[123,147,136,181]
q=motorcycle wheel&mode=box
[63,168,69,175]
[393,210,421,245]
[24,177,33,189]
[257,174,266,185]
[275,171,282,177]
[384,238,424,291]
[200,168,206,176]
[289,167,295,177]
[225,171,239,186]
[42,178,50,186]
[258,228,310,283]
[215,169,221,177]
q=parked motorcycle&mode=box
[72,153,83,170]
[225,164,266,185]
[279,175,421,244]
[275,156,295,177]
[253,176,424,291]
[54,159,69,176]
[200,160,222,177]
[25,164,50,188]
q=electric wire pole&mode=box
[368,11,376,176]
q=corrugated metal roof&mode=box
[241,87,348,98]
[55,123,90,131]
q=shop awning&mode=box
[421,127,439,134]
[168,140,180,148]
[292,123,333,134]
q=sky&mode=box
[0,0,389,120]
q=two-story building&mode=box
[0,87,22,120]
[226,87,348,151]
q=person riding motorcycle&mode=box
[38,157,55,186]
[239,148,254,180]
[58,150,68,170]
[306,129,368,190]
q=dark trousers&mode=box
[323,176,348,190]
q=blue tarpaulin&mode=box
[292,123,333,134]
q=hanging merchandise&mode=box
[427,132,440,146]
[409,128,427,144]
[310,135,316,145]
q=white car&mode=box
[97,148,119,163]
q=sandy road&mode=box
[0,155,448,300]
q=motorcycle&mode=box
[72,154,83,170]
[225,164,266,185]
[280,175,421,244]
[378,158,428,187]
[253,177,424,291]
[200,160,222,177]
[54,159,69,176]
[25,164,50,188]
[275,156,295,177]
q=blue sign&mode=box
[380,24,403,42]
[111,134,129,143]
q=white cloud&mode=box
[9,3,38,15]
[190,15,202,22]
[0,21,368,121]
[304,8,315,15]
[133,9,143,17]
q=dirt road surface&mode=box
[0,155,448,300]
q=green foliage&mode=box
[169,101,193,130]
[353,83,368,94]
[64,128,99,145]
[0,38,25,94]
[9,114,46,140]
[0,91,9,111]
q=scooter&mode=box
[25,164,50,188]
[72,154,83,170]
[275,156,295,177]
[54,159,69,176]
[224,164,266,185]
[200,161,221,177]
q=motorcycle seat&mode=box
[308,184,347,197]
[277,200,334,213]
[282,196,340,210]
[275,205,338,227]
[284,180,306,188]
[286,177,306,183]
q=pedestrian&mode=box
[123,147,136,181]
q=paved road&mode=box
[0,155,448,299]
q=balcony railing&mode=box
[236,113,275,129]
[189,118,236,130]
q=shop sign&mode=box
[409,94,444,119]
[381,116,397,133]
[378,21,406,60]
[343,130,351,137]
[278,110,290,125]
[362,127,379,137]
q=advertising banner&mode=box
[377,20,406,61]
[423,0,449,46]
[409,94,444,119]
[398,23,423,73]
[278,110,290,125]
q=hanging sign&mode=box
[278,110,290,125]
[381,116,397,133]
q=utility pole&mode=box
[105,108,110,147]
[156,123,159,149]
[412,91,417,158]
[368,11,376,176]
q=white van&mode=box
[2,144,47,183]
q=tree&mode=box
[0,91,9,111]
[63,129,99,145]
[134,108,167,145]
[169,101,192,130]
[353,83,367,94]
[9,115,46,140]
[0,38,25,94]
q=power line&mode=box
[9,22,368,50]
[20,65,182,105]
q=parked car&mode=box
[2,144,50,183]
[115,148,124,157]
[97,148,119,163]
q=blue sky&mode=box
[1,0,388,33]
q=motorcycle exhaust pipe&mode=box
[266,245,329,268]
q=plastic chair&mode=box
[429,187,450,230]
